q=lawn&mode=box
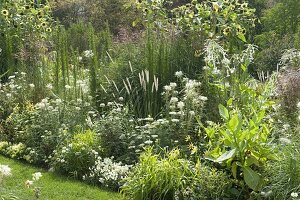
[0,155,122,200]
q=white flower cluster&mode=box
[83,50,94,58]
[77,79,89,94]
[279,49,300,69]
[25,172,42,188]
[0,164,12,177]
[84,157,131,187]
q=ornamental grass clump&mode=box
[121,148,230,200]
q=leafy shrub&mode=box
[50,129,101,178]
[121,148,230,200]
[94,104,137,164]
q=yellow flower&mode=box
[212,2,220,12]
[1,9,9,17]
[194,50,201,57]
[241,3,248,10]
[223,27,231,36]
[41,22,47,27]
[185,135,191,142]
[46,27,52,32]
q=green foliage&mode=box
[0,155,122,199]
[50,0,134,34]
[95,107,136,164]
[51,129,101,178]
[205,100,274,191]
[121,148,230,200]
[0,0,54,83]
[254,0,300,72]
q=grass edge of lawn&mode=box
[0,155,123,200]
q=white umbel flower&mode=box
[0,165,11,176]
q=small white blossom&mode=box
[144,140,153,145]
[175,71,183,77]
[25,180,33,188]
[171,119,180,123]
[46,83,53,90]
[83,50,94,58]
[170,97,179,103]
[170,82,177,88]
[0,165,11,176]
[65,85,72,89]
[177,101,184,109]
[291,192,298,198]
[29,84,35,88]
[199,96,208,101]
[32,172,42,181]
[164,85,172,91]
[100,103,105,108]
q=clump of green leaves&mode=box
[121,148,230,200]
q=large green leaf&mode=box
[231,161,238,179]
[218,104,229,121]
[237,33,247,42]
[216,148,236,163]
[243,166,262,191]
[228,114,239,133]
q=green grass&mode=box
[0,155,122,200]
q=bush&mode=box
[95,106,137,164]
[121,148,230,200]
[50,129,101,178]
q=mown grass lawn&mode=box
[0,155,122,200]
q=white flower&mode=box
[177,101,184,109]
[29,84,35,88]
[164,85,172,91]
[212,67,220,75]
[279,137,291,145]
[83,50,94,58]
[119,97,124,101]
[297,102,300,109]
[25,180,33,188]
[65,85,72,89]
[170,82,177,88]
[175,71,183,77]
[283,124,290,130]
[55,99,62,104]
[32,172,42,181]
[78,56,83,61]
[291,192,298,198]
[169,111,177,115]
[0,165,11,176]
[189,111,195,116]
[170,97,179,103]
[100,103,105,107]
[107,102,113,106]
[199,96,208,101]
[75,107,81,111]
[144,140,153,145]
[46,83,53,90]
[171,119,180,123]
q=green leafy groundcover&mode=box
[0,155,122,200]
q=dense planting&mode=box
[1,0,300,199]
